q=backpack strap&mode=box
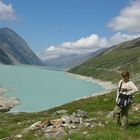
[119,81,123,93]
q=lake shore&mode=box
[65,72,117,99]
[0,87,9,95]
[0,87,20,112]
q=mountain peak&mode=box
[0,27,14,33]
[0,27,44,65]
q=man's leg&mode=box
[113,105,122,125]
[121,104,131,129]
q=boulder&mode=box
[15,134,23,139]
[70,116,80,124]
[76,109,88,118]
[22,121,41,134]
[55,110,68,115]
[61,116,71,124]
[50,119,62,128]
[133,104,140,111]
[39,119,50,128]
[44,127,66,138]
[0,96,20,112]
[106,111,114,119]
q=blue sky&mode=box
[0,0,140,60]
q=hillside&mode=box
[0,27,43,65]
[68,37,140,86]
[0,37,140,140]
[42,48,106,69]
[0,91,140,140]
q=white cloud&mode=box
[37,0,140,61]
[38,33,140,61]
[0,0,17,21]
[108,32,140,46]
[61,34,108,49]
[108,0,140,33]
[38,34,108,60]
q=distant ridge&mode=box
[43,48,106,69]
[0,27,43,65]
[69,37,140,86]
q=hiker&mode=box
[114,70,138,129]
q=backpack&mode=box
[117,81,133,108]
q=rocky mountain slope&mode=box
[0,27,43,65]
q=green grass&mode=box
[68,40,140,84]
[0,91,140,140]
[1,38,140,139]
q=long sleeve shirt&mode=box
[116,79,138,102]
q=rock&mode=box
[76,109,88,118]
[70,116,80,124]
[22,109,101,139]
[79,117,83,124]
[97,122,105,127]
[50,119,62,128]
[105,121,109,125]
[44,127,66,138]
[0,87,9,94]
[0,95,20,112]
[70,112,77,118]
[0,105,10,112]
[84,122,93,127]
[55,110,68,115]
[15,134,23,139]
[61,116,71,124]
[85,118,96,122]
[104,98,108,102]
[17,122,22,125]
[22,121,41,134]
[61,123,70,127]
[90,124,95,128]
[82,131,88,135]
[40,119,50,128]
[133,104,140,111]
[106,111,114,119]
[54,127,66,137]
[44,125,54,133]
[0,137,10,140]
[29,121,41,130]
[34,133,39,137]
[68,124,78,129]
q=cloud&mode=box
[61,34,108,49]
[38,33,140,61]
[37,0,140,61]
[108,32,140,46]
[38,34,108,60]
[108,0,140,33]
[0,0,17,21]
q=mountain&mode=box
[0,27,43,65]
[68,37,140,85]
[43,48,106,69]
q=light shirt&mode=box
[116,79,138,102]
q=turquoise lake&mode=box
[0,65,104,112]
